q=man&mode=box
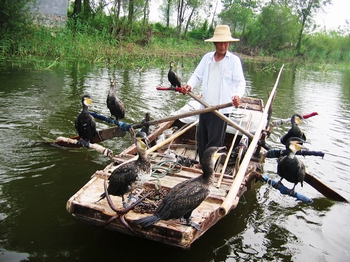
[182,24,246,167]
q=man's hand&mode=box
[181,84,192,95]
[232,95,241,108]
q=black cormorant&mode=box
[280,114,306,145]
[98,131,151,207]
[107,78,125,123]
[168,61,181,88]
[277,137,307,193]
[133,146,225,230]
[75,95,97,143]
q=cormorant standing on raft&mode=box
[277,137,307,194]
[98,131,151,207]
[133,146,225,230]
[168,61,181,88]
[75,95,97,143]
[107,78,125,123]
[280,114,306,145]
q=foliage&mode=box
[286,0,332,55]
[0,0,36,37]
[245,3,299,54]
[302,31,350,62]
[1,0,349,70]
[219,0,258,38]
[187,20,211,40]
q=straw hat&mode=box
[205,25,239,42]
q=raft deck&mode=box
[66,97,268,249]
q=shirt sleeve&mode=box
[186,53,209,89]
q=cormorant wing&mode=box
[156,180,209,220]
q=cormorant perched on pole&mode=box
[280,114,306,145]
[168,61,181,88]
[98,131,151,207]
[107,78,125,123]
[277,137,307,194]
[133,146,225,230]
[75,95,97,143]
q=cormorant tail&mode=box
[96,192,105,202]
[133,215,161,227]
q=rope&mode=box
[239,194,247,205]
[150,160,182,189]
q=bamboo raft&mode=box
[66,95,272,249]
[65,66,294,249]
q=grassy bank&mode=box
[1,25,349,72]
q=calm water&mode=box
[1,62,350,262]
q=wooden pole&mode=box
[132,102,232,129]
[186,92,258,140]
[216,105,247,188]
[219,64,285,216]
[146,120,199,154]
[56,137,113,158]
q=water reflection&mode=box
[0,63,350,261]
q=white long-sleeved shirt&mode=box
[186,51,246,114]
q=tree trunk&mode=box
[73,0,82,18]
[177,0,184,37]
[166,0,171,27]
[183,8,195,39]
[128,0,134,36]
[83,0,91,19]
[141,0,149,34]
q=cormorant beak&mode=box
[84,97,93,106]
[296,142,309,151]
[137,135,149,149]
[215,146,227,159]
[143,137,150,148]
[291,140,309,151]
[295,116,303,125]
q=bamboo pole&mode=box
[216,104,247,188]
[115,120,199,164]
[219,64,285,216]
[56,136,113,158]
[232,113,253,176]
[146,120,199,154]
[186,92,257,140]
[132,102,232,129]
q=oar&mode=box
[185,91,258,140]
[132,102,233,129]
[48,101,231,148]
[304,172,348,202]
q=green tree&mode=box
[0,0,36,37]
[219,0,259,39]
[287,0,331,55]
[176,0,207,38]
[246,3,299,53]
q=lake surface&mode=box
[1,61,350,262]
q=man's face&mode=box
[214,42,230,55]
